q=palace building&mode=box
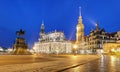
[84,23,108,53]
[85,23,120,54]
[33,22,72,54]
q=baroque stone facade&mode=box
[33,22,72,54]
[85,23,120,53]
[103,42,120,54]
[34,41,72,54]
[103,31,120,54]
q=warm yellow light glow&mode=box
[110,56,116,65]
[116,48,120,52]
[73,44,78,49]
[111,48,115,52]
[71,55,77,59]
[32,54,37,57]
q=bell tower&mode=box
[39,21,45,42]
[41,21,45,34]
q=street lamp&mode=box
[73,44,78,55]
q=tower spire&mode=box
[95,21,100,31]
[79,6,82,17]
[42,20,44,25]
[41,20,45,34]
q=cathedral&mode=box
[33,22,72,54]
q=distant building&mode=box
[0,47,11,55]
[33,22,72,54]
[0,47,3,52]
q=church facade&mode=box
[33,22,72,54]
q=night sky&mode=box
[0,0,120,48]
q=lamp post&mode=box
[73,44,78,55]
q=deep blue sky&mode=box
[0,0,120,48]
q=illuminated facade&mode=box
[103,42,120,54]
[103,31,120,54]
[85,24,120,53]
[39,22,66,42]
[85,23,107,50]
[33,22,72,54]
[34,41,72,54]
